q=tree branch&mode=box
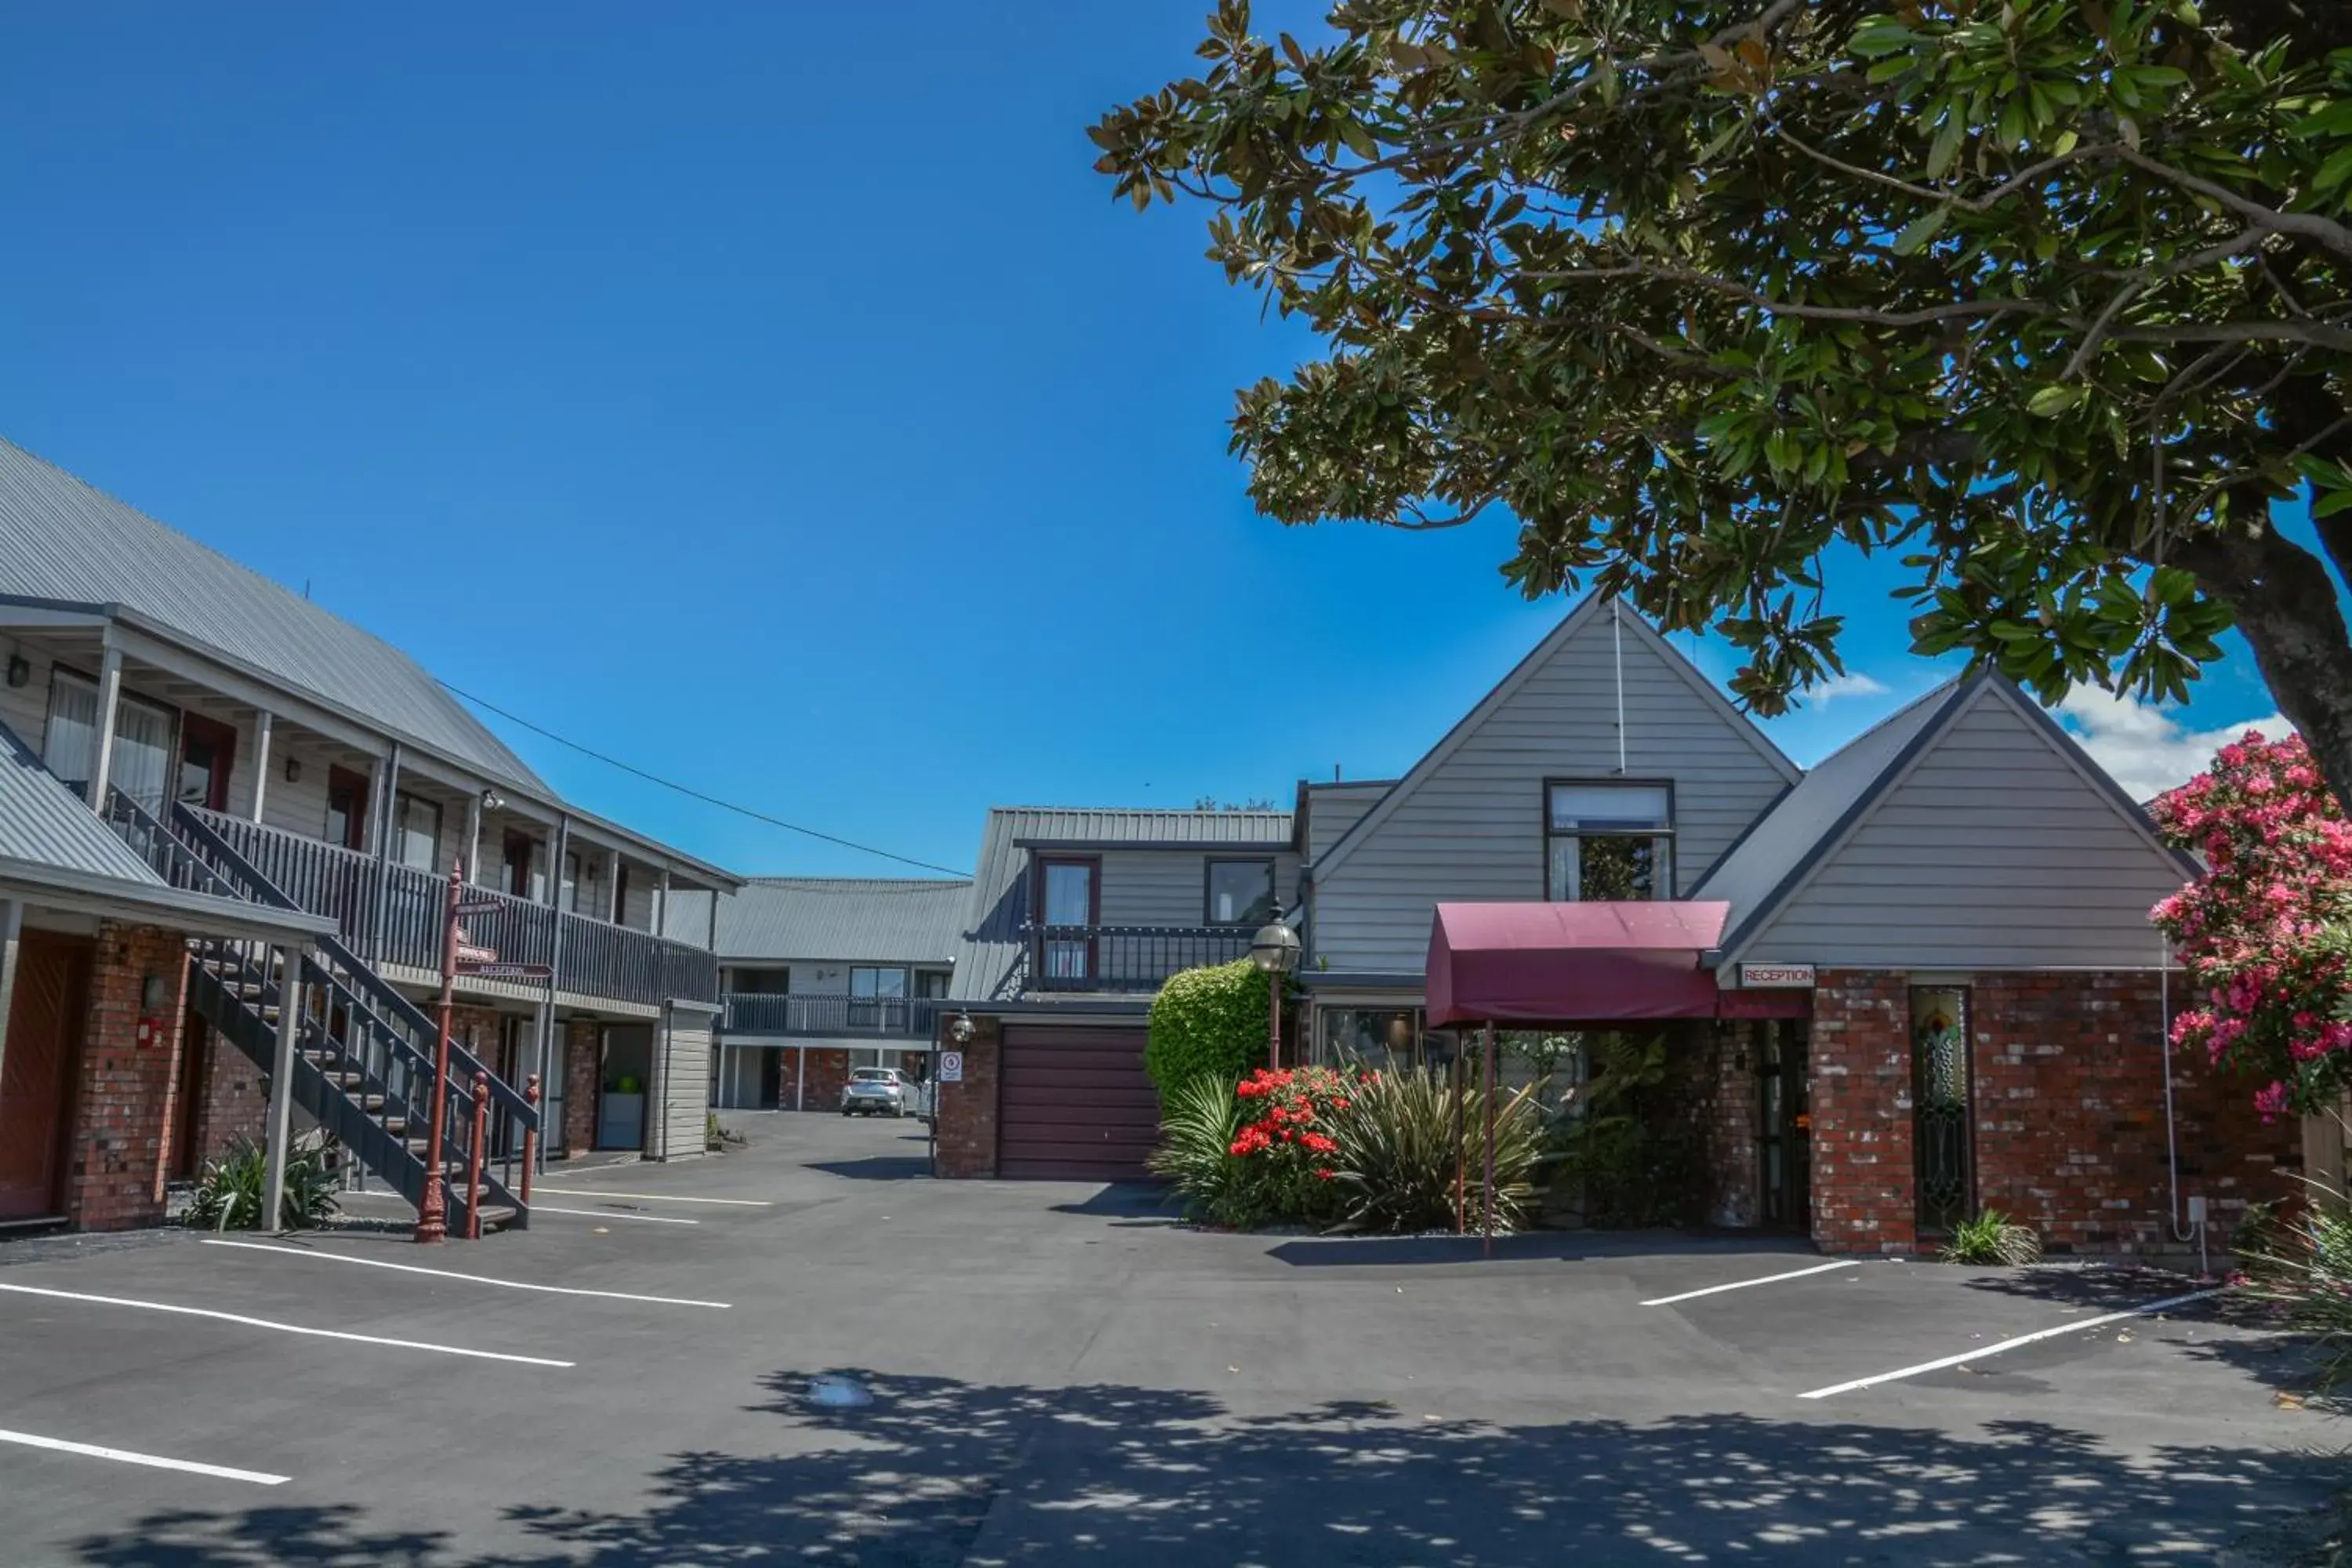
[2116,146,2352,263]
[2063,230,2265,379]
[1521,261,2062,327]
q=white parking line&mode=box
[1799,1287,2224,1399]
[532,1187,772,1207]
[532,1205,700,1226]
[1642,1259,1860,1307]
[0,1283,573,1367]
[200,1240,731,1308]
[0,1426,289,1486]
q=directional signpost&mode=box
[459,962,555,982]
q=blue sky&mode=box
[0,5,2298,876]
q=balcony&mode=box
[1024,924,1254,994]
[719,993,949,1041]
[186,808,718,1010]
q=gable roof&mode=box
[1309,596,1799,880]
[703,877,973,965]
[1704,673,2200,965]
[1692,679,1968,940]
[0,437,548,796]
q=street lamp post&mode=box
[1249,909,1301,1070]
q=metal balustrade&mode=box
[1023,924,1255,993]
[720,993,949,1040]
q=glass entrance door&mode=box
[1756,1021,1811,1229]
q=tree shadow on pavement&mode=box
[71,1367,2341,1567]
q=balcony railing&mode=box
[720,993,949,1040]
[187,808,717,1008]
[1024,924,1255,993]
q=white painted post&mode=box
[249,710,274,823]
[604,848,622,924]
[655,868,671,938]
[263,953,304,1233]
[532,998,554,1174]
[87,644,123,814]
[0,899,21,1093]
[795,1044,807,1113]
[462,792,483,884]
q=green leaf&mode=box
[1926,114,1965,178]
[2027,383,2087,416]
[1891,205,1950,256]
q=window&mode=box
[849,967,908,1029]
[41,668,97,788]
[563,851,583,913]
[503,831,541,901]
[1545,782,1673,901]
[328,767,371,851]
[393,793,443,873]
[1317,1007,1426,1069]
[1911,986,1973,1232]
[1037,857,1098,981]
[107,694,176,814]
[1205,859,1276,926]
[913,969,950,1000]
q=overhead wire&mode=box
[438,681,968,878]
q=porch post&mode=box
[532,998,554,1172]
[604,848,622,924]
[249,710,274,823]
[86,641,123,814]
[368,742,403,960]
[0,899,22,1094]
[795,1044,806,1112]
[655,868,671,938]
[263,951,305,1233]
[1482,1022,1497,1257]
[462,792,483,885]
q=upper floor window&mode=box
[1546,782,1673,901]
[1205,858,1276,926]
[41,668,97,787]
[393,793,443,873]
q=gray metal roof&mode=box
[0,437,549,796]
[947,805,1294,1002]
[1691,679,1965,942]
[0,720,174,886]
[699,877,973,964]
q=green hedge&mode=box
[1145,958,1272,1104]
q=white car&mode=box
[841,1067,910,1117]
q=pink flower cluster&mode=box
[2149,731,2352,1118]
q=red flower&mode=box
[1300,1131,1338,1154]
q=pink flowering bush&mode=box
[2151,731,2352,1116]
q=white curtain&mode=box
[110,698,175,814]
[41,670,97,786]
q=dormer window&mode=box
[1546,782,1673,901]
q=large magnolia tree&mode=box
[1091,0,2352,802]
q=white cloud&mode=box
[1806,671,1891,706]
[2055,689,2293,803]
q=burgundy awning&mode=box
[1425,901,1792,1026]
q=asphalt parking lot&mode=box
[0,1113,2336,1566]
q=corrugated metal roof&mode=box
[1692,680,1966,940]
[701,877,973,964]
[946,805,1294,1001]
[0,437,548,795]
[0,719,174,886]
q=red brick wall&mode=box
[1971,971,2299,1254]
[1684,1022,1759,1229]
[934,1016,1000,1178]
[1808,968,2303,1257]
[66,923,191,1231]
[1809,971,1916,1254]
[796,1047,851,1112]
[564,1018,598,1156]
[186,1016,267,1168]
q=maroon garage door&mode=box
[998,1025,1160,1181]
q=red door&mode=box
[996,1025,1160,1181]
[0,932,93,1220]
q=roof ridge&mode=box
[985,804,1292,816]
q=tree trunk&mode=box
[2173,528,2352,815]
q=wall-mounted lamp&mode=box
[140,972,172,1013]
[3,655,27,689]
[481,788,507,813]
[949,1011,976,1046]
[284,757,303,784]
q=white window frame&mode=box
[1544,780,1675,901]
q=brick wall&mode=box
[66,923,191,1231]
[1684,1022,1760,1229]
[1971,971,2298,1254]
[564,1018,598,1156]
[186,1014,267,1167]
[934,1015,1000,1178]
[1810,971,1915,1254]
[795,1047,852,1112]
[1808,968,2303,1258]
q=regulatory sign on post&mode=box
[937,1051,964,1083]
[1738,963,1817,989]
